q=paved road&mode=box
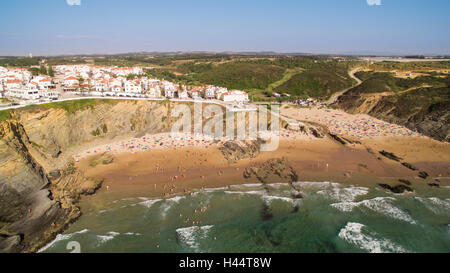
[0,96,258,112]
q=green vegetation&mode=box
[0,109,13,121]
[89,153,114,167]
[273,62,355,98]
[29,99,100,114]
[142,56,360,100]
[0,57,40,67]
[194,62,285,90]
[370,61,450,71]
[266,67,304,92]
[27,64,55,76]
[376,86,449,119]
[48,66,54,77]
[350,71,449,94]
[91,128,101,136]
[20,99,121,115]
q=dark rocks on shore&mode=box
[418,171,429,179]
[328,133,347,145]
[219,139,261,164]
[342,137,362,145]
[309,127,325,138]
[89,152,114,167]
[378,183,413,194]
[379,150,403,162]
[398,179,412,185]
[243,158,298,184]
[401,162,418,171]
[427,183,440,188]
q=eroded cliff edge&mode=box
[0,100,181,252]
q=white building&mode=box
[39,89,59,100]
[31,76,54,90]
[221,90,249,103]
[63,76,79,88]
[147,85,161,98]
[124,81,142,94]
[204,86,216,99]
[178,90,189,99]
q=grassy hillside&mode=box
[349,71,449,94]
[193,62,285,90]
[369,60,450,71]
[337,71,450,141]
[274,62,356,98]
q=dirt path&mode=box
[325,67,363,105]
[266,67,304,92]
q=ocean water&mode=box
[40,182,450,253]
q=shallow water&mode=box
[41,182,450,253]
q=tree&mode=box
[28,67,40,76]
[39,65,47,75]
[48,66,54,77]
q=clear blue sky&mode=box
[1,0,449,56]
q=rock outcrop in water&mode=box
[378,183,413,194]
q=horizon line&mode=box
[1,50,450,58]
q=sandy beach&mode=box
[69,105,450,211]
[76,137,450,208]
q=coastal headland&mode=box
[0,99,449,252]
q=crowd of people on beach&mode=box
[73,130,307,162]
[287,107,420,139]
[73,107,422,164]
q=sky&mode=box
[0,0,449,56]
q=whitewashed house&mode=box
[6,79,21,90]
[221,90,249,103]
[63,76,79,86]
[178,89,189,99]
[124,81,142,95]
[147,85,161,98]
[204,86,216,99]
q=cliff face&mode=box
[0,100,178,252]
[20,100,175,161]
[337,87,450,142]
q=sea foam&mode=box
[38,229,89,253]
[338,222,408,253]
[176,225,214,252]
[332,197,416,224]
[96,231,120,246]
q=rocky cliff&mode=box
[0,100,182,252]
[336,76,450,142]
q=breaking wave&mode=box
[176,225,214,252]
[338,222,409,253]
[96,231,120,246]
[38,229,89,253]
[415,197,450,215]
[332,197,416,224]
